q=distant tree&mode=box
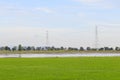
[60,46,64,50]
[109,47,114,51]
[18,44,22,51]
[47,47,51,51]
[91,48,97,51]
[68,47,78,51]
[99,48,104,51]
[104,47,114,51]
[12,46,17,51]
[0,47,5,50]
[36,47,41,51]
[115,47,120,51]
[22,46,27,51]
[86,47,91,51]
[68,47,72,50]
[80,47,84,51]
[31,46,35,51]
[55,48,60,50]
[4,46,11,51]
[73,48,78,51]
[27,46,32,51]
[104,47,109,51]
[50,46,55,50]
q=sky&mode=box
[0,0,120,48]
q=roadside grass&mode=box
[0,57,120,80]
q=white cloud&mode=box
[0,5,29,16]
[74,0,103,4]
[35,7,55,14]
[72,0,115,9]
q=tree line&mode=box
[0,44,120,51]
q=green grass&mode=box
[0,57,120,80]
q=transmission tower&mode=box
[46,31,49,46]
[95,25,98,50]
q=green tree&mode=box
[80,47,84,51]
[115,47,120,51]
[86,47,91,51]
[4,46,11,51]
[12,46,17,51]
[18,44,22,51]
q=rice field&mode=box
[0,57,120,80]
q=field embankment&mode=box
[0,50,120,54]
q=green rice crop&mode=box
[0,57,120,80]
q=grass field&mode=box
[0,57,120,80]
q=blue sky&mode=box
[0,0,120,48]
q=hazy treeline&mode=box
[0,44,120,51]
